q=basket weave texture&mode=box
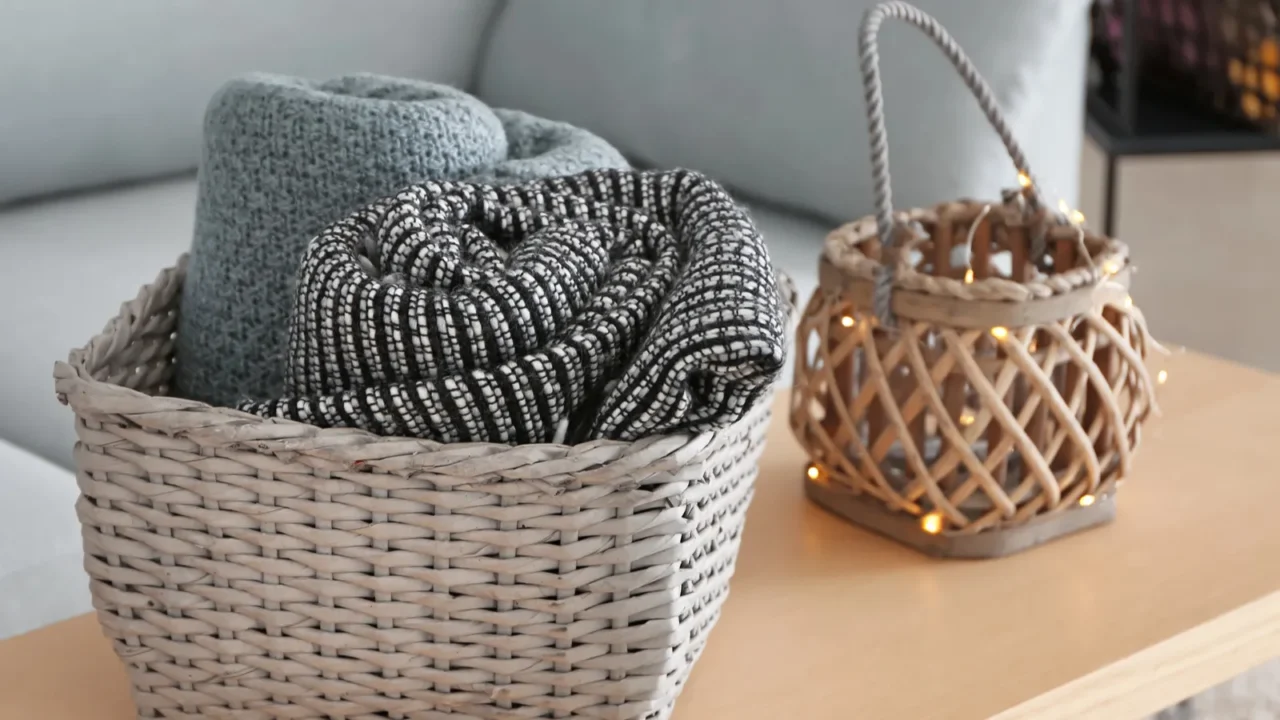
[53,257,774,720]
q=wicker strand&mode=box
[859,1,1046,323]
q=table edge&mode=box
[992,590,1280,720]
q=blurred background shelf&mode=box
[1087,88,1280,156]
[1088,0,1280,232]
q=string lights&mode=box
[956,175,1159,522]
[784,29,1170,556]
[1005,170,1170,402]
[920,511,944,535]
[1058,198,1086,226]
[962,204,991,285]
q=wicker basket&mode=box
[790,2,1161,559]
[54,257,779,720]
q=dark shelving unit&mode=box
[1087,89,1280,156]
[1087,0,1280,234]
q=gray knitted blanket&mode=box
[239,169,787,443]
[174,73,628,409]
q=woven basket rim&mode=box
[53,255,783,484]
[823,199,1132,305]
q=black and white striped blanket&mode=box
[239,169,787,444]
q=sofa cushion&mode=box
[0,177,195,468]
[0,0,498,204]
[478,0,1090,222]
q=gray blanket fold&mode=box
[174,73,628,408]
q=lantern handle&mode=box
[860,1,1048,323]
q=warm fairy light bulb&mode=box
[1124,295,1134,309]
[1157,370,1169,385]
[921,512,944,535]
[990,326,1009,340]
[1102,259,1123,276]
[1079,494,1097,507]
[959,410,976,427]
[1028,337,1039,353]
[1018,171,1032,189]
[1059,199,1086,225]
[840,315,855,328]
[807,464,822,481]
[964,268,975,284]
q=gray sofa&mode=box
[0,0,1089,637]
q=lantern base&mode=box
[804,476,1117,559]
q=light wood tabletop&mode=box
[2,351,1278,720]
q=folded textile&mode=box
[174,73,628,408]
[239,168,788,443]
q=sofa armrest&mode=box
[478,0,1090,223]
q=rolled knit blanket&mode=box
[239,168,787,443]
[174,73,628,408]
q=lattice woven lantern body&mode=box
[792,2,1162,558]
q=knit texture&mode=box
[239,169,788,444]
[174,73,628,407]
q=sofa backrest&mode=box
[478,0,1091,223]
[0,0,499,205]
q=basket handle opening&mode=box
[860,1,1050,324]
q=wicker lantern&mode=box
[791,2,1162,558]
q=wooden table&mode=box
[2,351,1278,720]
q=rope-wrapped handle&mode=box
[861,1,1047,324]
